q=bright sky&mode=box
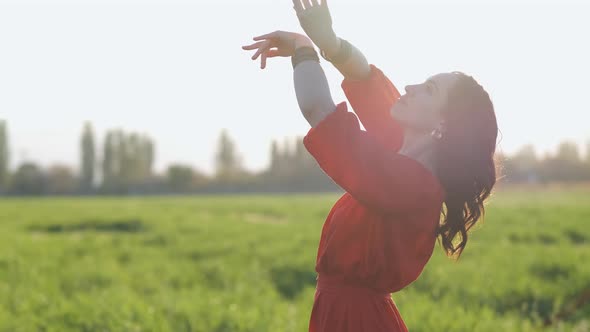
[1,0,589,175]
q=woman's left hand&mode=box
[292,0,339,55]
[242,30,313,69]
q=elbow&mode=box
[300,107,329,128]
[307,101,339,127]
[298,98,336,127]
[309,110,331,128]
[300,106,316,127]
[295,96,322,122]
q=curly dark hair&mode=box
[434,72,499,259]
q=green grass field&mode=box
[0,186,589,331]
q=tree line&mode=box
[498,142,590,184]
[0,120,338,195]
[0,119,589,196]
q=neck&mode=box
[399,128,437,174]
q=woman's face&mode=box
[390,73,460,132]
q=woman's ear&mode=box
[430,121,446,140]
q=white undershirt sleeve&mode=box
[293,60,337,128]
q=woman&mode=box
[242,1,499,331]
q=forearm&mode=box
[323,38,371,81]
[293,60,336,128]
[294,4,369,80]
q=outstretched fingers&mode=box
[261,52,268,69]
[253,31,277,41]
[292,0,304,13]
[250,41,270,60]
[242,41,264,51]
[294,0,325,15]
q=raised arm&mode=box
[293,0,370,80]
[242,29,441,214]
[293,48,337,127]
[242,29,338,128]
[291,49,442,215]
[327,39,371,81]
[292,0,404,151]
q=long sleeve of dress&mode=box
[303,102,444,216]
[341,64,404,152]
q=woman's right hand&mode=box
[242,31,313,69]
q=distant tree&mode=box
[268,138,294,178]
[100,129,156,193]
[280,137,296,176]
[167,165,192,191]
[293,136,313,170]
[123,133,155,189]
[124,133,140,185]
[509,144,540,183]
[269,139,280,175]
[539,141,584,182]
[0,120,8,191]
[102,131,125,192]
[214,129,244,181]
[556,141,580,163]
[102,131,114,189]
[514,145,538,169]
[166,164,208,192]
[46,164,77,195]
[114,130,129,188]
[11,162,46,195]
[140,135,155,179]
[494,152,509,183]
[80,122,95,191]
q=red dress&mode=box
[303,65,446,332]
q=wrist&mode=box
[294,37,314,50]
[321,37,341,58]
[291,46,319,69]
[320,38,352,64]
